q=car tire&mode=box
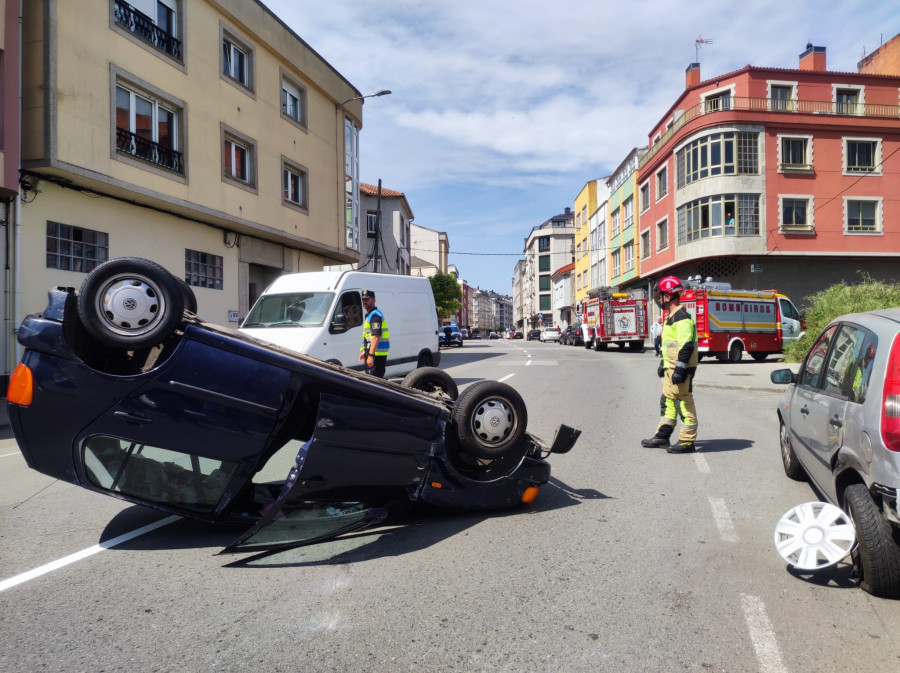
[844,483,900,598]
[779,419,806,481]
[78,257,184,350]
[728,343,743,362]
[417,351,434,368]
[451,380,527,460]
[750,352,768,362]
[177,277,198,314]
[401,367,459,400]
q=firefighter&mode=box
[641,276,699,453]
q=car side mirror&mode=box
[770,369,796,385]
[330,313,349,334]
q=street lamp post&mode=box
[335,89,392,111]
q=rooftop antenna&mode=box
[695,35,713,62]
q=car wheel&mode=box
[728,343,743,362]
[844,483,900,598]
[177,277,198,314]
[779,419,806,481]
[78,257,184,350]
[751,352,768,362]
[451,381,527,459]
[401,367,459,400]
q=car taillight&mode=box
[7,363,33,406]
[883,334,900,452]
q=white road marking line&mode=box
[498,373,515,383]
[741,594,788,673]
[0,515,180,592]
[693,453,710,473]
[708,496,738,542]
[1,451,22,458]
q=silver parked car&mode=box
[771,308,900,598]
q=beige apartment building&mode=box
[14,0,368,371]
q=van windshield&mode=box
[242,292,335,328]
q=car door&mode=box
[788,324,843,492]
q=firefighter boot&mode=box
[641,436,670,448]
[667,441,696,454]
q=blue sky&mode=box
[262,0,898,295]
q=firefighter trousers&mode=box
[655,369,698,442]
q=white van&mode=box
[239,271,440,378]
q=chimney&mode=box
[799,43,826,71]
[685,63,701,88]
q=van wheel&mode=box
[728,343,743,362]
[78,257,184,350]
[452,381,527,459]
[401,367,458,400]
[416,351,433,368]
[844,483,900,598]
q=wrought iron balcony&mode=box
[114,0,182,61]
[640,95,900,169]
[116,128,184,174]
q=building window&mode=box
[282,159,308,210]
[538,236,550,252]
[222,129,256,187]
[46,221,109,272]
[641,231,651,259]
[221,25,254,92]
[770,85,794,111]
[113,0,182,61]
[703,91,731,113]
[845,198,881,234]
[778,135,812,171]
[539,275,551,291]
[656,166,668,198]
[611,208,621,237]
[366,212,378,234]
[185,249,223,290]
[835,88,861,115]
[844,138,880,174]
[780,196,813,232]
[610,250,620,278]
[538,255,550,272]
[344,117,360,251]
[623,242,634,273]
[640,183,650,212]
[281,74,307,128]
[115,83,183,174]
[676,131,758,188]
[539,294,551,311]
[623,198,634,231]
[678,194,759,243]
[657,218,668,250]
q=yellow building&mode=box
[15,0,369,355]
[573,178,610,306]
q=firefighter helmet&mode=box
[655,276,683,295]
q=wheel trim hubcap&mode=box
[99,276,164,336]
[473,399,514,444]
[773,502,856,570]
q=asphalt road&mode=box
[2,340,899,672]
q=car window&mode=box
[837,327,878,404]
[798,324,837,389]
[820,325,869,397]
[244,292,335,327]
[780,298,800,320]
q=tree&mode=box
[429,272,462,320]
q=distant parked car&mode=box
[527,329,541,341]
[540,327,560,343]
[489,332,500,339]
[560,324,584,346]
[439,324,463,348]
[770,308,900,597]
[513,331,523,339]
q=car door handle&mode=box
[830,415,843,428]
[114,411,152,425]
[800,405,809,416]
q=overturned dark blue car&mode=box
[7,258,579,553]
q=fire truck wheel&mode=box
[451,381,527,460]
[728,343,743,362]
[616,342,626,350]
[751,352,768,362]
[595,341,608,351]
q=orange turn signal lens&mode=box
[8,363,34,406]
[430,482,442,489]
[521,486,540,503]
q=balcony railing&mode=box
[114,0,182,61]
[116,128,184,174]
[640,95,900,169]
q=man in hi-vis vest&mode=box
[641,276,699,453]
[359,290,390,378]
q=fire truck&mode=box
[679,278,804,362]
[581,289,649,352]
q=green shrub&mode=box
[783,275,900,362]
